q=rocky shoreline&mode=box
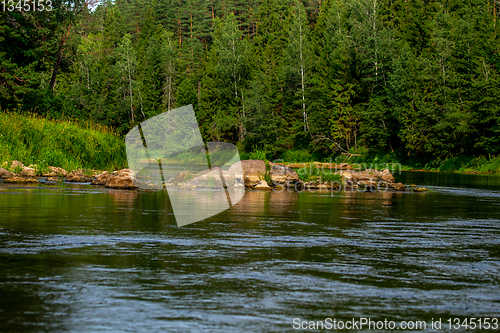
[0,159,411,192]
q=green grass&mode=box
[0,111,126,172]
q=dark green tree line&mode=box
[1,0,499,161]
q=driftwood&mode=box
[341,152,362,162]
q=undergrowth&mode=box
[0,111,126,171]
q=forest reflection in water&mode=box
[0,171,499,332]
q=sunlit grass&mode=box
[0,111,126,171]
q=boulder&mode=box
[66,171,93,183]
[230,160,266,186]
[356,180,378,190]
[337,168,396,185]
[112,169,136,177]
[304,181,319,189]
[19,167,36,177]
[91,172,113,185]
[3,177,39,184]
[388,182,405,191]
[46,177,59,182]
[0,168,14,179]
[10,161,25,170]
[105,174,139,189]
[188,167,236,188]
[42,166,68,177]
[254,180,272,190]
[337,170,358,182]
[169,171,194,184]
[380,168,395,183]
[269,162,299,185]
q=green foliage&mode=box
[249,150,267,162]
[282,150,314,163]
[295,165,343,183]
[0,111,126,171]
[1,0,500,165]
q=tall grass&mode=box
[0,111,126,171]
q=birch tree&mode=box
[116,33,138,123]
[285,0,312,132]
[161,30,178,111]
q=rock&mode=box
[318,183,334,190]
[254,180,272,190]
[169,171,194,184]
[231,160,266,187]
[10,161,25,170]
[46,177,59,182]
[3,177,39,184]
[188,167,236,188]
[112,169,136,177]
[337,170,358,182]
[0,168,14,179]
[380,168,395,183]
[269,162,299,185]
[105,175,139,189]
[66,171,93,183]
[227,161,244,185]
[304,181,319,189]
[19,167,36,177]
[389,182,405,191]
[337,168,396,184]
[42,166,68,177]
[91,172,113,185]
[357,180,378,190]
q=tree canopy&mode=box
[1,0,499,161]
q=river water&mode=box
[0,171,499,332]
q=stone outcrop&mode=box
[337,168,396,184]
[10,161,25,170]
[254,180,272,190]
[105,171,139,189]
[66,170,94,183]
[19,167,36,177]
[231,160,266,187]
[42,166,68,177]
[0,168,14,179]
[91,172,113,185]
[268,162,299,185]
[3,177,39,184]
[112,169,135,177]
[388,182,405,191]
[169,171,194,184]
[188,167,236,188]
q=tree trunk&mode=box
[49,46,64,90]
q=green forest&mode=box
[1,0,500,165]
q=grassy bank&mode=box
[245,149,500,175]
[0,111,126,172]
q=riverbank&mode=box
[0,111,126,172]
[265,149,500,176]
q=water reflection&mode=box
[0,177,500,332]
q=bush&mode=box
[282,149,314,162]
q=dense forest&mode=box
[1,0,499,163]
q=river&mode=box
[1,171,499,332]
